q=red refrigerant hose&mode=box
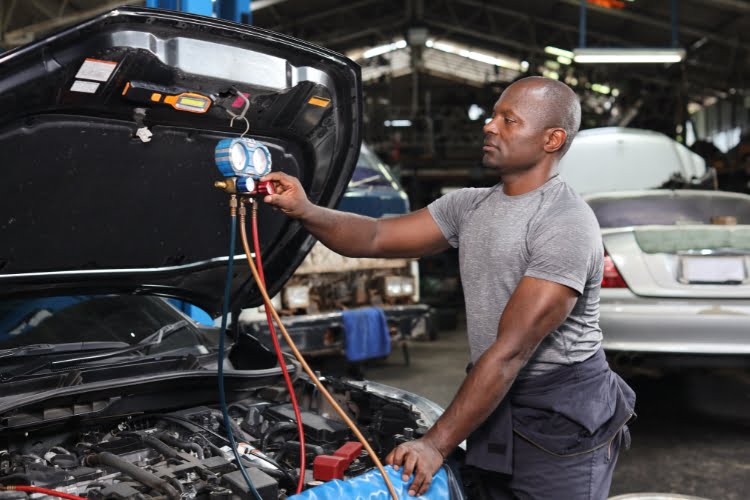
[248,200,306,494]
[0,485,86,500]
[239,199,399,500]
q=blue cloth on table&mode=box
[287,464,451,500]
[341,307,391,362]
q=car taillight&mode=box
[602,252,628,288]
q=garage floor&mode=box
[363,319,750,500]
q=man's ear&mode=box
[544,128,567,153]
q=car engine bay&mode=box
[0,380,427,499]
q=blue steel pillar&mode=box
[145,0,178,9]
[218,0,253,24]
[146,0,252,23]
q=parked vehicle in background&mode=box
[585,189,750,378]
[562,128,749,419]
[560,127,715,194]
[240,144,431,362]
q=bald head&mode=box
[504,76,581,156]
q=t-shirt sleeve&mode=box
[524,208,601,294]
[427,189,480,248]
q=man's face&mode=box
[482,83,548,175]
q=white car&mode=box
[560,127,713,195]
[585,189,750,376]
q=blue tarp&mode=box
[288,464,451,500]
[341,307,391,362]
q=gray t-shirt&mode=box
[427,175,604,379]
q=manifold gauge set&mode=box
[214,137,273,194]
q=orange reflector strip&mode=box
[150,92,162,102]
[121,82,131,95]
[308,96,331,107]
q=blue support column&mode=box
[146,0,178,9]
[218,0,252,24]
[145,0,252,23]
[671,0,679,48]
[181,0,214,16]
[146,0,215,17]
[579,0,587,48]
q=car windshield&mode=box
[588,193,750,229]
[0,295,207,351]
[348,146,399,188]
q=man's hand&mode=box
[260,172,313,219]
[385,437,444,497]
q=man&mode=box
[262,76,635,499]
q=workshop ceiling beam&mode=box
[313,17,407,48]
[250,0,290,12]
[700,0,750,13]
[30,0,59,20]
[558,0,750,52]
[269,0,381,33]
[453,0,728,75]
[3,0,145,47]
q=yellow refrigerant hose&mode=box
[238,200,399,500]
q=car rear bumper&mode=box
[600,290,750,357]
[241,304,430,357]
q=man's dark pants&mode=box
[463,350,636,500]
[472,426,629,499]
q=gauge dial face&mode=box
[230,142,247,173]
[252,148,269,175]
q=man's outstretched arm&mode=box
[386,276,579,496]
[262,172,450,258]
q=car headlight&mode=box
[383,276,415,298]
[283,285,311,309]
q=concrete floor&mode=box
[363,321,750,500]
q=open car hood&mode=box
[0,7,362,315]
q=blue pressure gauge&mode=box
[215,138,272,178]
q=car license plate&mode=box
[681,256,746,284]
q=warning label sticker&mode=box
[70,80,100,93]
[75,59,117,82]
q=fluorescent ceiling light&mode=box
[573,48,685,63]
[426,38,522,71]
[544,46,574,59]
[363,40,407,59]
[384,119,412,127]
[432,41,458,53]
[557,56,572,65]
[467,104,485,121]
[591,83,611,94]
[459,49,522,70]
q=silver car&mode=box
[585,189,750,376]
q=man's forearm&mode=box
[300,204,381,258]
[424,346,524,457]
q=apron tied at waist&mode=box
[465,349,636,475]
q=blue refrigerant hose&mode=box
[218,204,262,500]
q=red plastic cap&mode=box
[257,180,274,196]
[333,442,363,463]
[313,455,348,481]
[312,442,364,481]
